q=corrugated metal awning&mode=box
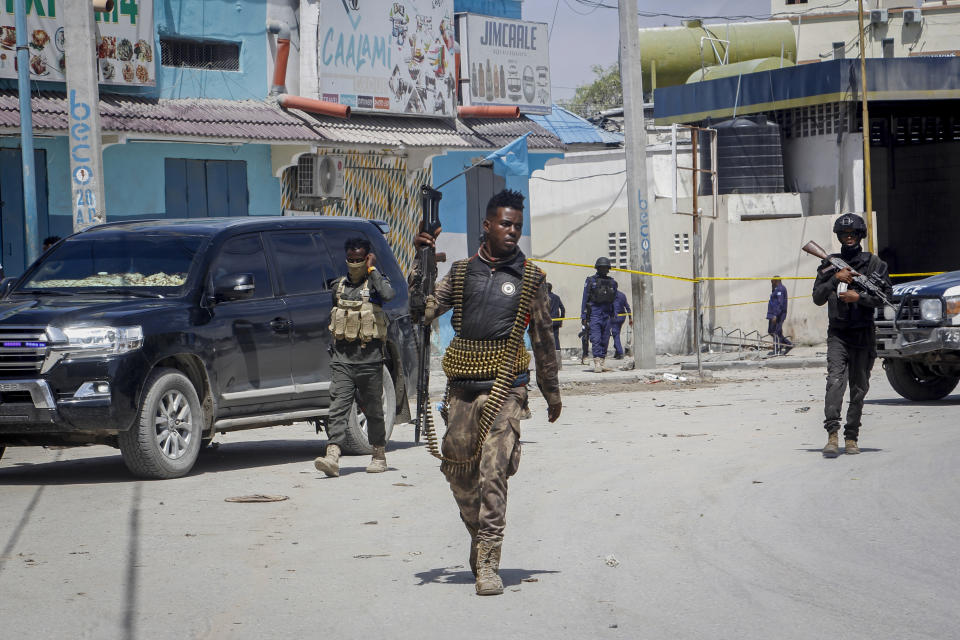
[0,90,563,150]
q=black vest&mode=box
[458,252,526,341]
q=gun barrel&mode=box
[801,240,828,260]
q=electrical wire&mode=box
[532,180,627,259]
[531,169,626,182]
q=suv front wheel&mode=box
[119,368,204,479]
[884,359,960,401]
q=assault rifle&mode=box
[410,185,443,443]
[801,240,891,306]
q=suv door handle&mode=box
[270,317,291,333]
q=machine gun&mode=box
[801,240,892,306]
[410,185,443,443]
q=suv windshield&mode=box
[20,231,205,292]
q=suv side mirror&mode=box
[0,277,18,299]
[213,273,255,302]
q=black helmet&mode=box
[595,257,611,269]
[833,213,867,237]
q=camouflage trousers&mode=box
[441,385,525,542]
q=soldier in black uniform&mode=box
[812,213,891,457]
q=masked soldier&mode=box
[812,213,891,457]
[314,236,395,476]
[414,189,562,596]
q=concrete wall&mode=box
[782,132,863,215]
[155,0,269,100]
[530,134,849,353]
[773,1,960,62]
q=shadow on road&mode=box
[865,396,960,406]
[0,439,424,485]
[122,483,142,640]
[414,566,560,587]
[799,448,884,454]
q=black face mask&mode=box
[597,268,610,278]
[839,240,862,260]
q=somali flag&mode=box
[484,132,531,177]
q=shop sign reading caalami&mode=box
[458,14,550,115]
[317,0,455,117]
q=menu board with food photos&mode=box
[0,0,154,86]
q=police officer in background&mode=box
[314,236,396,476]
[546,282,565,351]
[812,213,891,458]
[611,289,632,359]
[581,257,618,373]
[766,277,792,356]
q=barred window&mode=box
[161,37,240,71]
[608,232,628,268]
[297,155,315,196]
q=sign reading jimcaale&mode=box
[458,14,551,115]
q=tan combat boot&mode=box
[593,357,603,373]
[822,432,839,458]
[844,439,860,455]
[475,539,504,596]
[366,446,388,473]
[314,443,341,477]
[467,525,479,577]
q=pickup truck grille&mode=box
[0,327,49,376]
[896,298,924,322]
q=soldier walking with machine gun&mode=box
[805,213,892,457]
[411,188,561,596]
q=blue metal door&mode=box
[164,158,248,218]
[0,148,49,276]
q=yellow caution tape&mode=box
[532,258,945,282]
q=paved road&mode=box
[1,366,958,639]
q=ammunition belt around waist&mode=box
[442,336,531,385]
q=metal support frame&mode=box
[671,124,719,377]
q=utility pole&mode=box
[618,0,656,368]
[14,0,39,266]
[64,0,112,232]
[857,0,875,253]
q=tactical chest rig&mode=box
[422,257,543,472]
[329,276,388,345]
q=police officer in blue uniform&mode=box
[581,257,618,372]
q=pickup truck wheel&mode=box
[884,359,960,401]
[342,365,396,455]
[118,368,204,479]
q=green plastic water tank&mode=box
[639,20,797,90]
[685,57,796,84]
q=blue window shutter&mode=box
[227,160,249,216]
[185,159,208,218]
[164,158,187,218]
[205,161,230,217]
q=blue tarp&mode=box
[653,57,960,125]
[529,105,624,145]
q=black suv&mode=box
[0,217,415,478]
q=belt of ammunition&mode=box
[441,337,530,380]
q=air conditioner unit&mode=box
[870,9,888,24]
[314,154,345,198]
[903,9,921,24]
[298,154,345,199]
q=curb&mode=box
[680,358,824,371]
